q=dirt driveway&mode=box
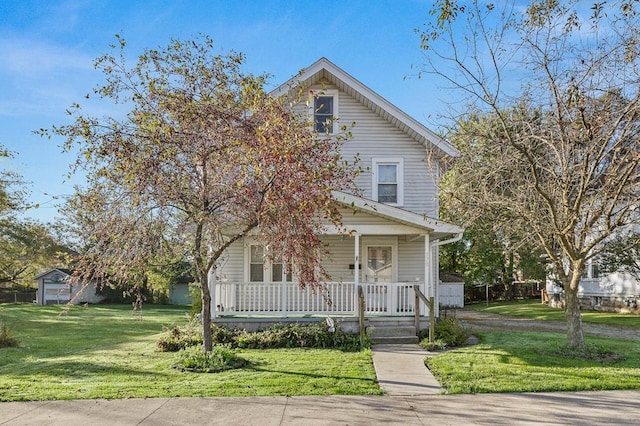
[454,309,640,341]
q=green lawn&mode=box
[466,299,640,328]
[432,299,640,394]
[0,304,380,402]
[427,331,640,394]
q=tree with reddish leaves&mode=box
[44,36,356,351]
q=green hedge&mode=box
[158,320,368,352]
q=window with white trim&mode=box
[372,158,404,206]
[310,90,338,134]
[248,244,293,283]
[250,245,265,282]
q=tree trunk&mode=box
[564,271,585,351]
[200,273,213,353]
[507,251,515,300]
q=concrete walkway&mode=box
[371,344,441,395]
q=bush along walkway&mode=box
[455,310,640,341]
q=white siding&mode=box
[398,238,425,282]
[321,235,358,282]
[217,236,360,283]
[304,80,440,217]
[217,240,244,282]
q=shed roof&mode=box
[33,268,73,280]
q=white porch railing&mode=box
[214,281,425,317]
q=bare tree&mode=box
[42,36,357,351]
[421,0,640,350]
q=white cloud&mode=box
[0,38,93,77]
[0,37,98,118]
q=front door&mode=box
[365,246,393,283]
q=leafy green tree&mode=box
[421,1,640,350]
[0,147,71,286]
[42,36,356,352]
[598,234,640,280]
[0,220,72,287]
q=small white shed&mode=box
[34,268,104,305]
[439,273,465,308]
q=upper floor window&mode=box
[372,158,404,206]
[314,96,333,133]
[311,90,338,134]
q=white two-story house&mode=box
[210,58,463,322]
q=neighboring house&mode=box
[210,58,463,321]
[546,260,639,312]
[34,268,104,305]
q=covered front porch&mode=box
[209,192,463,320]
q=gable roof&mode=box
[271,57,459,159]
[33,268,73,280]
[332,191,463,240]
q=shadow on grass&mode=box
[0,304,190,366]
[242,360,377,384]
[433,331,640,393]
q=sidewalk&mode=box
[2,391,639,425]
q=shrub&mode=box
[157,319,368,352]
[0,319,19,348]
[420,338,446,351]
[175,344,246,373]
[419,317,468,350]
[231,322,367,351]
[156,319,202,352]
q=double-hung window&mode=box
[249,245,265,282]
[248,244,293,282]
[311,90,338,134]
[372,158,404,206]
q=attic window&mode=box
[314,96,334,133]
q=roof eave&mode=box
[332,191,463,239]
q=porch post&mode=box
[281,254,287,318]
[354,233,360,287]
[424,234,431,317]
[354,232,360,317]
[208,267,216,319]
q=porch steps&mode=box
[369,324,419,345]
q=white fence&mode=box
[214,281,424,317]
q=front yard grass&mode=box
[427,331,640,394]
[0,303,380,402]
[466,299,640,328]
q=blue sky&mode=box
[0,0,447,223]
